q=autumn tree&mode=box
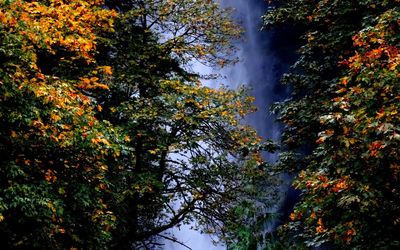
[0,0,278,249]
[0,0,120,248]
[290,8,400,249]
[264,0,399,248]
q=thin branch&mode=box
[157,234,193,250]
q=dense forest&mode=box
[0,0,399,249]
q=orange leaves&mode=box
[289,211,302,221]
[348,10,399,75]
[341,77,349,86]
[376,108,385,119]
[316,129,334,144]
[36,73,45,80]
[124,135,131,142]
[344,228,357,243]
[331,178,349,193]
[300,171,351,195]
[50,112,62,122]
[99,66,113,76]
[91,136,111,147]
[45,169,57,183]
[1,0,117,62]
[77,77,109,90]
[0,9,5,24]
[10,130,18,138]
[315,218,326,234]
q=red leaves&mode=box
[369,141,384,157]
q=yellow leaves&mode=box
[133,184,140,191]
[0,214,4,222]
[75,109,84,117]
[336,87,348,94]
[148,149,159,155]
[251,152,263,165]
[80,41,94,52]
[97,163,108,171]
[174,112,184,120]
[50,112,62,122]
[193,192,204,200]
[100,66,113,75]
[91,137,111,146]
[2,0,117,62]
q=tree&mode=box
[264,0,399,248]
[0,0,120,248]
[290,8,400,248]
[94,1,278,248]
[1,0,278,249]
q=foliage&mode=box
[0,0,119,248]
[0,0,276,249]
[265,0,399,249]
[95,1,277,248]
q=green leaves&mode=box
[0,0,277,249]
[265,1,400,249]
[0,0,119,248]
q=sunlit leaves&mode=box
[0,0,119,248]
[125,0,241,66]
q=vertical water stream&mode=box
[164,0,291,249]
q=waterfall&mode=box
[164,0,292,249]
[219,0,286,161]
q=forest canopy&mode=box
[264,0,400,249]
[0,0,276,249]
[1,0,399,249]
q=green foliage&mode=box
[265,0,400,249]
[94,2,278,247]
[1,0,277,249]
[0,0,119,248]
